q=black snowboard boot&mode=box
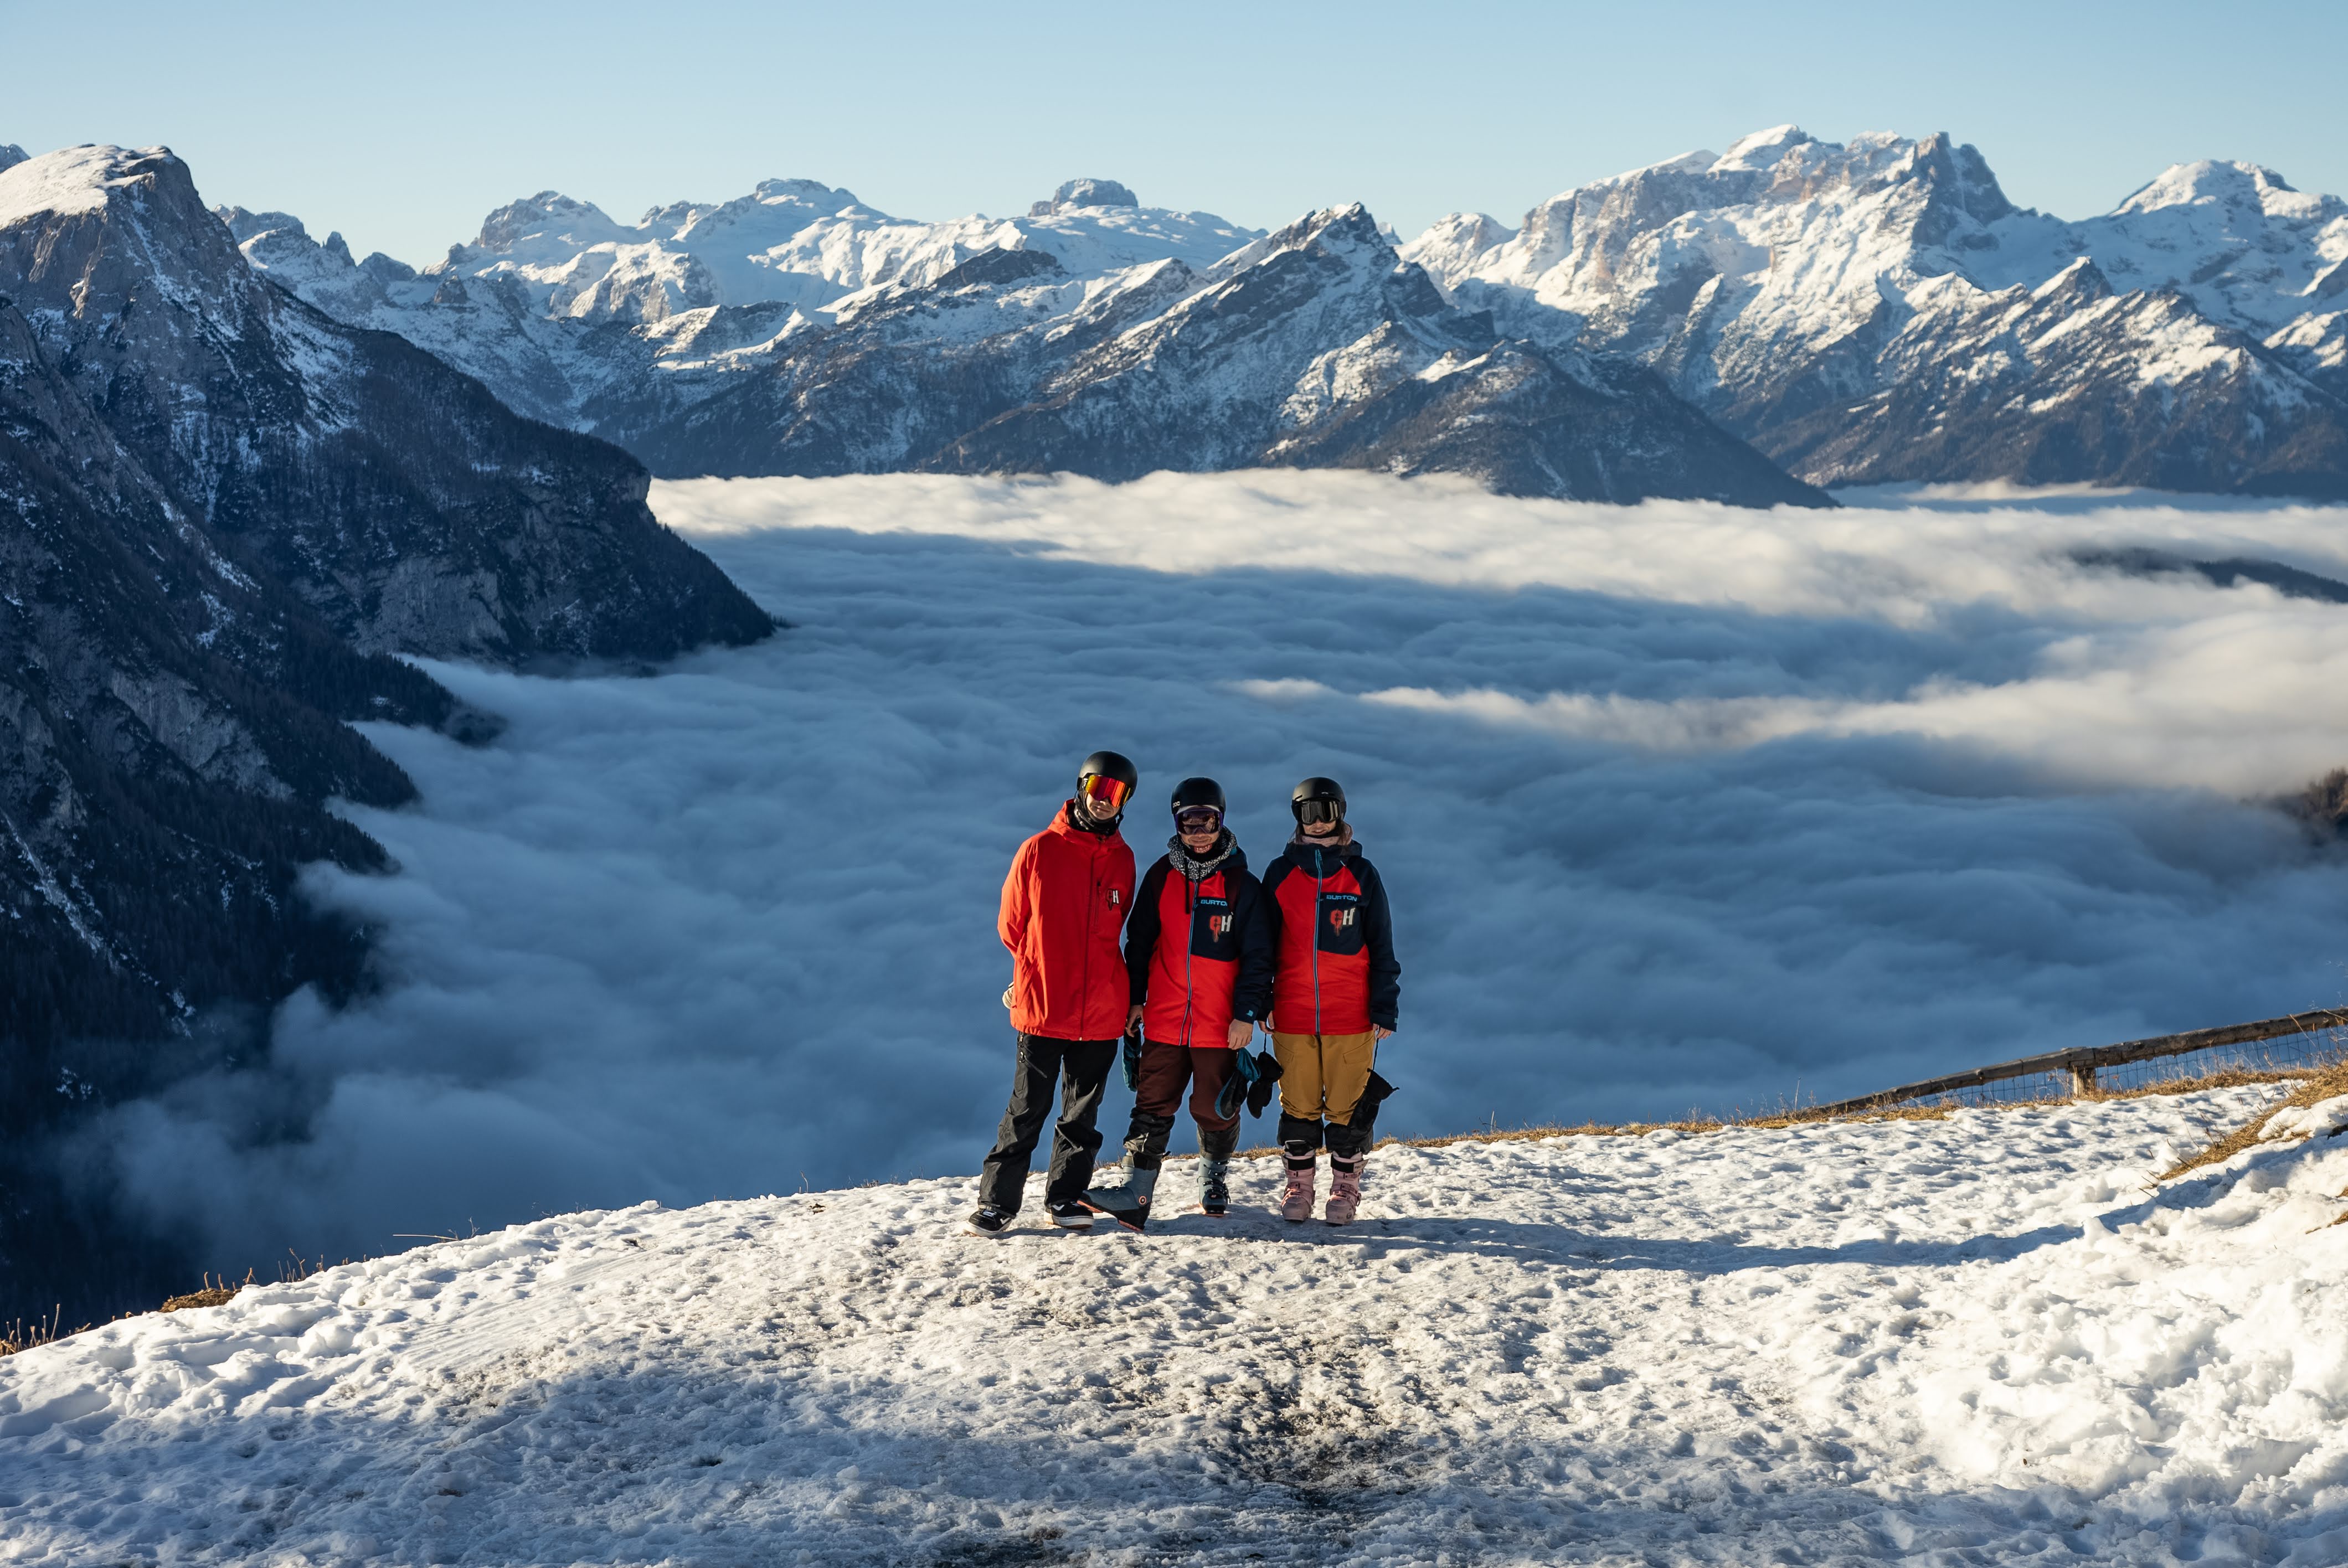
[1197,1125,1239,1216]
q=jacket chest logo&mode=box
[1327,906,1356,930]
[1205,913,1234,937]
[1107,888,1121,906]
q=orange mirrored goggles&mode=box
[1078,774,1132,813]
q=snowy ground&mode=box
[6,1084,2345,1565]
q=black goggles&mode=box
[1295,798,1342,825]
[1173,806,1223,834]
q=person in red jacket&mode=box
[1080,777,1273,1231]
[970,751,1140,1235]
[1261,776,1401,1225]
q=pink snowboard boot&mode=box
[1280,1158,1317,1223]
[1325,1158,1364,1225]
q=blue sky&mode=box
[7,1,2346,264]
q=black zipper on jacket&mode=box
[1310,846,1324,1038]
[1180,868,1198,1049]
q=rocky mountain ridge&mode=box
[1403,126,2348,497]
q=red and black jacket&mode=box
[1124,840,1274,1049]
[998,803,1137,1041]
[1260,835,1400,1035]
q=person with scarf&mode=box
[1259,775,1401,1224]
[1080,777,1273,1230]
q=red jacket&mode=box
[999,803,1137,1041]
[1124,843,1274,1048]
[1262,835,1400,1036]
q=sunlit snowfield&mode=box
[10,1086,2346,1565]
[90,472,2348,1269]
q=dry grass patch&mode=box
[1221,1059,2339,1164]
[0,1308,80,1359]
[2087,1064,2335,1104]
[160,1272,249,1313]
[2159,1060,2348,1182]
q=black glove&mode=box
[1243,1049,1284,1118]
[1214,1045,1257,1122]
[1120,1029,1141,1092]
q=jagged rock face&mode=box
[0,290,451,1314]
[1403,127,2348,497]
[1,146,779,1313]
[0,292,431,1034]
[1774,262,2348,497]
[2,146,771,661]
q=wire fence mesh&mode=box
[1884,1027,2348,1112]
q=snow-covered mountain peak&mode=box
[642,178,876,244]
[216,204,308,243]
[0,143,180,229]
[1712,122,1813,171]
[0,142,28,174]
[472,189,630,251]
[1029,176,1137,215]
[1213,201,1387,276]
[2115,157,2328,223]
[750,175,862,207]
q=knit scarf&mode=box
[1166,829,1237,881]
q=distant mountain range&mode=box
[222,172,1825,507]
[217,130,2348,501]
[0,142,770,1317]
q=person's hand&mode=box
[1226,1019,1254,1050]
[1372,1025,1393,1042]
[1127,1004,1145,1034]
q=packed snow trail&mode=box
[4,1084,2344,1566]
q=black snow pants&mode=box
[977,1031,1119,1214]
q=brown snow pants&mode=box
[1136,1041,1239,1135]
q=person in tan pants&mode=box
[1258,777,1401,1224]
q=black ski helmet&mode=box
[1170,776,1226,816]
[1078,750,1138,792]
[1291,776,1346,824]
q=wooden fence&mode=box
[1812,1009,2348,1118]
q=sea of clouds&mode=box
[87,472,2348,1272]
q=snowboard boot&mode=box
[966,1204,1012,1236]
[1280,1154,1319,1222]
[1197,1125,1239,1218]
[1325,1156,1364,1225]
[1198,1158,1231,1216]
[1047,1200,1094,1230]
[1080,1160,1160,1233]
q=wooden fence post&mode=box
[2069,1065,2098,1097]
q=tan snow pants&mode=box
[1270,1030,1378,1126]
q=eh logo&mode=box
[1327,906,1356,931]
[1207,914,1234,937]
